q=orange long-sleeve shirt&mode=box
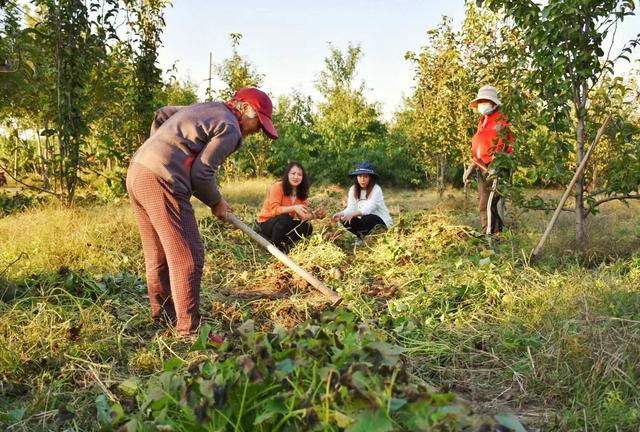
[257,181,308,223]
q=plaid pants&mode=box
[126,163,203,335]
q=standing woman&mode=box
[463,86,513,235]
[257,162,326,251]
[332,161,392,244]
[126,87,278,336]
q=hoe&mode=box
[226,213,342,306]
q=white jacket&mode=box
[342,184,393,228]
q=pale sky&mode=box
[158,1,640,119]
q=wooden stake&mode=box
[226,213,342,304]
[531,114,612,261]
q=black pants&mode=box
[342,214,385,239]
[258,214,312,250]
[478,171,503,234]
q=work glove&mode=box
[486,168,497,181]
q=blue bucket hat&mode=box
[348,161,378,179]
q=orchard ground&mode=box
[1,179,639,431]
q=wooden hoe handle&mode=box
[226,213,342,305]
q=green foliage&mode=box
[399,4,532,193]
[217,41,421,186]
[215,32,264,102]
[312,43,389,183]
[266,92,323,176]
[123,0,168,147]
[159,73,199,107]
[0,0,170,199]
[214,33,270,179]
[403,17,470,192]
[104,312,522,431]
[480,0,640,246]
[0,189,48,216]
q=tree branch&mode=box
[592,194,640,208]
[0,162,60,197]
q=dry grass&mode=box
[1,183,640,430]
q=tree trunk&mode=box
[574,90,587,249]
[36,131,44,176]
[13,132,18,179]
[436,155,445,198]
[43,137,51,191]
[13,145,18,179]
[440,154,446,198]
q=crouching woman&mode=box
[332,161,392,244]
[257,162,325,251]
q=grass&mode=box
[1,179,640,431]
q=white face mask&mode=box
[477,102,494,116]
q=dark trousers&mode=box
[342,214,385,239]
[478,171,503,234]
[258,214,312,250]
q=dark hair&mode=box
[281,161,309,201]
[352,174,376,200]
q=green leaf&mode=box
[350,370,370,391]
[275,358,295,375]
[254,399,288,425]
[238,319,255,337]
[345,409,393,432]
[118,377,140,395]
[389,398,407,412]
[163,357,184,372]
[495,413,527,432]
[40,128,56,137]
[110,403,126,424]
[191,323,212,351]
[365,341,408,366]
[7,407,26,422]
[95,394,112,427]
[334,410,353,428]
[120,419,139,431]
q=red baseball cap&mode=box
[234,87,278,140]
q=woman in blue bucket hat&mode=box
[332,161,392,245]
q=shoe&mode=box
[368,225,387,236]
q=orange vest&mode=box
[471,110,513,165]
[257,181,308,223]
